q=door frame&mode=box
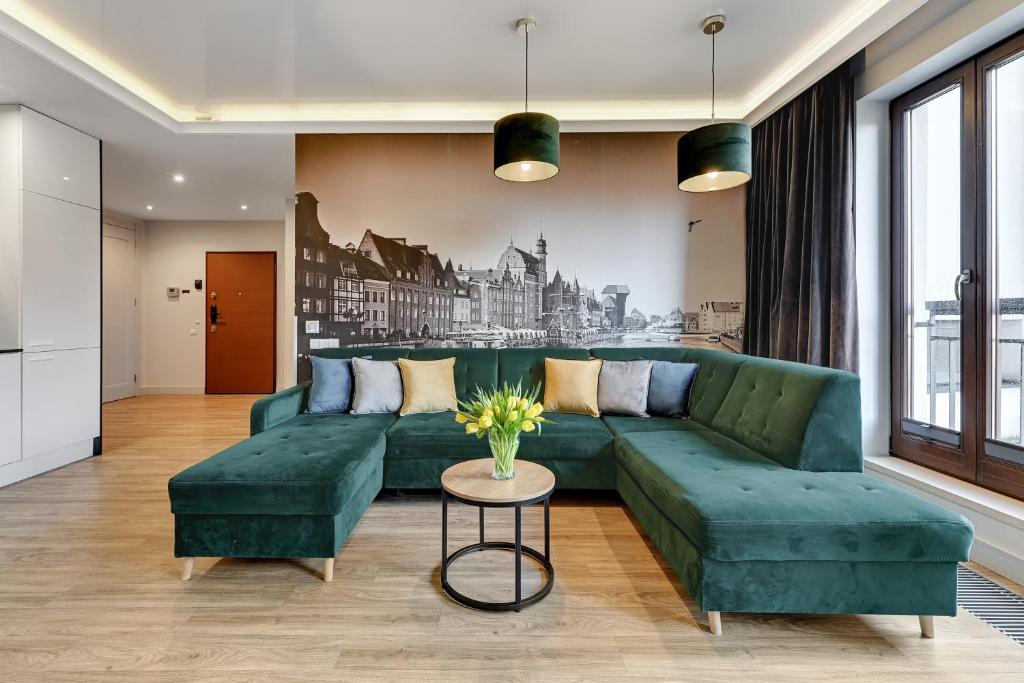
[889,28,1024,500]
[101,218,139,403]
[974,31,1024,499]
[204,251,277,394]
[889,60,980,481]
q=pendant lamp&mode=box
[677,15,751,193]
[494,17,560,182]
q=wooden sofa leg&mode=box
[182,557,194,581]
[919,615,935,638]
[708,611,722,636]
[324,558,335,583]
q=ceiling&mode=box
[0,0,930,220]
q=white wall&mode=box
[139,220,289,393]
[854,99,890,459]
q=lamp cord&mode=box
[711,29,716,122]
[524,24,530,112]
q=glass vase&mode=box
[488,430,520,480]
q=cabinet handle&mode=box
[27,341,56,348]
[27,355,55,363]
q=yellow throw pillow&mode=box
[543,358,603,417]
[398,357,457,416]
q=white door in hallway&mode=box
[102,223,137,402]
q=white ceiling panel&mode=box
[0,0,941,221]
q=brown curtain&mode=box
[744,60,858,372]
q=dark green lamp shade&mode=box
[494,112,560,182]
[677,122,752,192]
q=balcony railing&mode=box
[921,297,1023,446]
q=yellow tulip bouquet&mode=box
[455,382,552,480]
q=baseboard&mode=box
[970,537,1024,588]
[138,385,204,395]
[0,439,95,488]
[866,454,1024,586]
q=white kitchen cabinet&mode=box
[21,191,101,352]
[21,348,100,461]
[19,107,101,210]
[0,105,100,486]
[0,353,20,467]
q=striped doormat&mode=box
[958,564,1024,645]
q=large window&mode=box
[892,32,1024,499]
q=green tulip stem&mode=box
[489,429,521,480]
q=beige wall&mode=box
[139,220,289,393]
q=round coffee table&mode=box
[440,458,555,612]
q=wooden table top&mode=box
[441,459,555,504]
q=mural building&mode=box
[294,133,746,380]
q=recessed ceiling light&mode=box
[146,205,154,211]
[172,173,185,183]
[240,204,248,211]
[61,176,70,181]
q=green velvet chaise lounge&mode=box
[168,346,973,637]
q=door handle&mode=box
[954,269,973,302]
[210,303,219,325]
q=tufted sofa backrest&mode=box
[409,348,498,401]
[710,356,862,472]
[496,348,592,395]
[315,347,497,402]
[316,347,410,361]
[307,346,863,472]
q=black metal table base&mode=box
[441,490,554,612]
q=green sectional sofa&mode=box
[168,346,974,636]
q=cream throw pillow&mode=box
[398,357,457,416]
[543,358,603,417]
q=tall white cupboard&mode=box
[0,105,101,487]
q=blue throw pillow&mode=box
[647,361,700,418]
[307,356,356,413]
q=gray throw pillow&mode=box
[597,360,653,417]
[350,358,404,414]
[307,356,356,414]
[648,361,700,418]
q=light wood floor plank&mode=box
[0,394,1021,680]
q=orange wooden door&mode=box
[205,252,276,394]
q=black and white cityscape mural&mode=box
[294,133,746,380]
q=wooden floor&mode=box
[1,395,1022,681]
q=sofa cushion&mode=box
[386,411,613,462]
[543,358,603,417]
[615,431,974,563]
[398,357,457,415]
[351,358,404,414]
[647,361,700,418]
[602,415,710,437]
[598,360,653,417]
[307,356,357,414]
[169,413,396,516]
